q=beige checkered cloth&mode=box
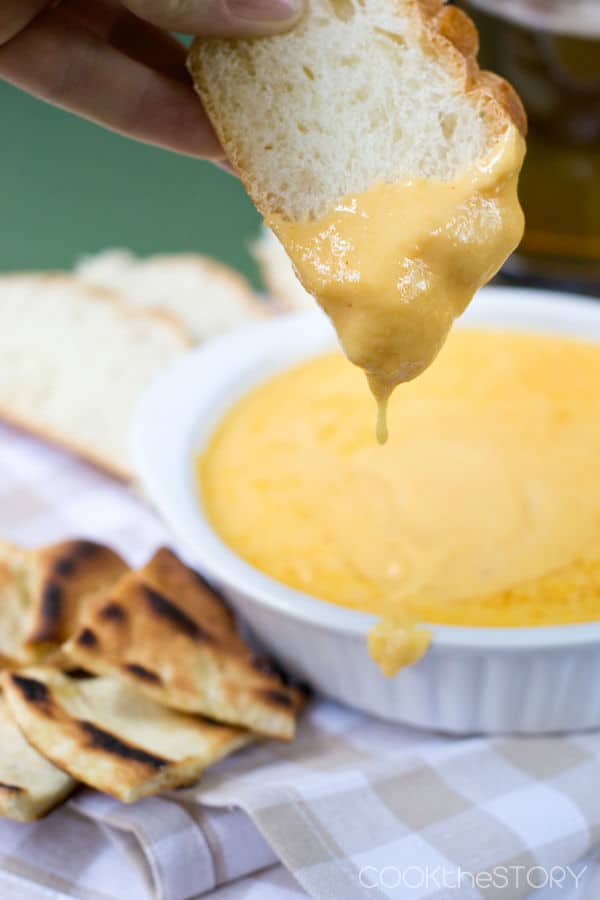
[1,422,600,900]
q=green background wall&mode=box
[0,81,262,285]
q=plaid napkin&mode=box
[0,421,600,900]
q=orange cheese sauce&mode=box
[200,331,600,650]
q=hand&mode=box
[0,0,303,162]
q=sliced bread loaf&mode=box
[0,275,189,479]
[77,249,266,343]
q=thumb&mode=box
[122,0,305,36]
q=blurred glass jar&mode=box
[458,1,600,293]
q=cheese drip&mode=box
[268,128,525,440]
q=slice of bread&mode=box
[252,227,315,311]
[77,249,266,343]
[188,0,526,225]
[0,275,189,479]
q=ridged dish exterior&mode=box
[217,584,600,734]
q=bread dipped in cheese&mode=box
[189,0,526,440]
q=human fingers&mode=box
[121,0,305,38]
[0,8,224,159]
[58,0,189,83]
[0,0,48,47]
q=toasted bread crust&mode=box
[189,0,527,222]
[415,1,527,136]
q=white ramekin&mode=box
[130,286,600,735]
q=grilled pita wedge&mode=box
[24,541,129,659]
[2,669,253,804]
[0,693,75,821]
[64,548,303,739]
[0,540,127,665]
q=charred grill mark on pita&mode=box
[123,663,161,685]
[189,568,232,609]
[77,721,168,769]
[74,541,100,558]
[99,602,127,623]
[10,675,51,707]
[30,581,63,642]
[0,783,25,794]
[51,541,100,577]
[53,556,75,577]
[249,654,290,685]
[261,689,295,709]
[76,628,98,649]
[64,667,93,679]
[143,585,211,641]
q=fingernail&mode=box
[226,0,303,23]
